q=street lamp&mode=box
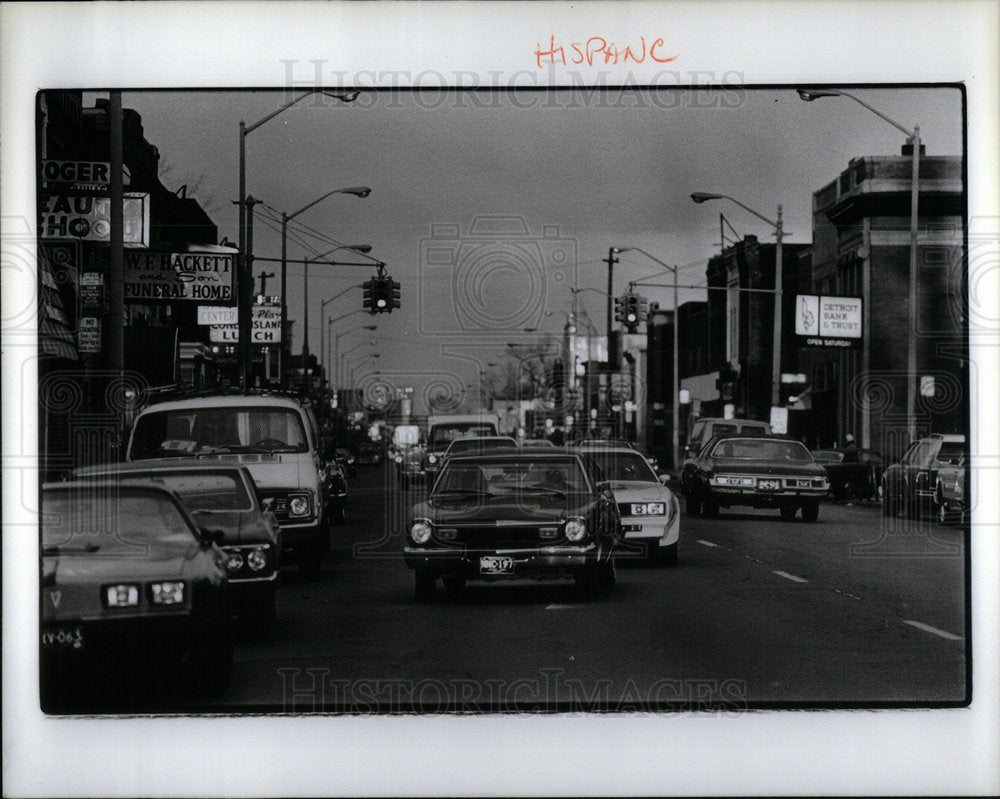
[239,89,360,388]
[691,192,785,409]
[329,324,377,399]
[320,280,370,386]
[614,247,681,470]
[797,88,920,442]
[300,241,372,358]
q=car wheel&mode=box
[332,502,346,526]
[686,494,702,516]
[189,620,233,697]
[779,504,798,521]
[414,568,437,602]
[881,483,895,517]
[659,542,679,567]
[575,561,604,599]
[441,575,466,599]
[800,500,820,523]
[701,498,719,518]
[602,554,617,588]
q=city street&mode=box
[195,464,967,712]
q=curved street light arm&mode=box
[243,90,358,136]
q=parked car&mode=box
[357,440,383,466]
[40,481,233,708]
[682,417,771,461]
[585,447,680,565]
[882,433,966,520]
[126,391,342,578]
[402,450,621,600]
[73,461,281,635]
[335,448,357,477]
[681,436,829,521]
[811,449,884,500]
[934,452,967,525]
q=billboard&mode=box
[794,294,863,349]
[124,250,235,302]
[205,303,282,344]
[39,192,150,247]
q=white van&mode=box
[127,392,342,577]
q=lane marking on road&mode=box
[902,620,964,641]
[546,604,576,610]
[772,570,808,583]
[831,588,862,601]
[695,539,719,547]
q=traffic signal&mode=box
[614,294,625,324]
[362,278,375,314]
[390,279,401,311]
[372,277,390,312]
[623,293,640,333]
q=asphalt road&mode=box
[208,463,967,712]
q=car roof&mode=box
[138,394,305,413]
[445,448,583,461]
[929,433,965,443]
[75,459,252,476]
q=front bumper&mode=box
[707,486,828,507]
[403,542,601,580]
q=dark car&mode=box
[335,448,357,477]
[73,461,281,634]
[811,449,884,500]
[357,440,383,466]
[681,436,830,522]
[882,433,966,520]
[40,481,233,708]
[441,436,518,460]
[402,450,621,600]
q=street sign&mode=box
[78,317,101,354]
[770,406,788,434]
[124,250,235,302]
[80,272,104,314]
[920,376,935,397]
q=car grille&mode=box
[438,525,561,549]
[261,490,293,523]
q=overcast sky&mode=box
[112,86,963,411]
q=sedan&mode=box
[41,481,233,709]
[74,460,281,635]
[811,449,883,501]
[586,447,680,565]
[682,436,830,522]
[882,433,966,520]
[402,450,621,600]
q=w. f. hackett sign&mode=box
[124,251,234,302]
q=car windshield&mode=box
[811,450,845,463]
[120,472,252,511]
[130,406,308,457]
[711,438,813,461]
[434,456,590,496]
[42,487,197,553]
[590,452,658,483]
[937,442,965,462]
[429,424,496,447]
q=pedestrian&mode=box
[842,433,859,462]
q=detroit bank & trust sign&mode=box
[794,294,863,349]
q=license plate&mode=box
[41,626,84,650]
[757,479,781,491]
[480,556,514,575]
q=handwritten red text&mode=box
[535,36,678,68]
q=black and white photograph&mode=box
[3,2,998,796]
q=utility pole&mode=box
[257,270,275,296]
[604,247,619,370]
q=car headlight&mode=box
[103,583,140,608]
[394,454,402,463]
[246,548,268,572]
[564,518,587,542]
[410,520,432,544]
[148,581,184,605]
[225,552,245,573]
[288,494,311,518]
[427,454,438,465]
[630,502,666,516]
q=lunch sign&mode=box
[199,303,282,344]
[794,294,863,350]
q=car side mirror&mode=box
[658,473,672,485]
[261,497,275,512]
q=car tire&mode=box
[414,569,437,602]
[189,619,234,697]
[686,494,702,516]
[800,500,820,523]
[332,502,346,526]
[779,504,798,521]
[701,498,719,518]
[602,554,617,588]
[575,561,604,599]
[658,542,679,567]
